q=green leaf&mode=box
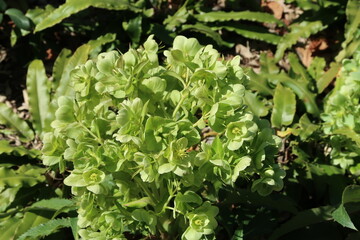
[87,33,116,56]
[52,48,72,90]
[269,73,320,116]
[26,60,50,136]
[164,4,189,31]
[30,198,75,211]
[0,140,40,157]
[271,84,296,128]
[0,186,20,212]
[18,218,73,240]
[34,0,140,32]
[332,205,357,230]
[0,0,6,11]
[244,91,269,117]
[70,217,79,240]
[14,212,51,239]
[316,62,342,93]
[232,156,251,182]
[216,23,281,45]
[0,217,22,240]
[194,11,284,26]
[247,69,274,96]
[298,114,319,140]
[335,0,360,62]
[269,206,334,240]
[0,165,45,188]
[333,128,360,147]
[181,23,234,48]
[288,52,313,84]
[332,185,360,230]
[342,185,360,204]
[0,103,34,141]
[123,16,142,46]
[5,8,32,31]
[54,44,90,99]
[275,21,325,61]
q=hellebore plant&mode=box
[42,35,284,239]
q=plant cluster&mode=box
[1,0,360,239]
[42,35,283,239]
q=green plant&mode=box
[0,33,117,239]
[42,35,284,239]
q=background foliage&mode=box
[0,0,360,239]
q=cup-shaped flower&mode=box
[226,114,258,150]
[182,202,218,240]
[190,214,210,231]
[83,169,105,185]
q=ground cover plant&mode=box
[1,0,360,239]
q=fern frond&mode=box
[274,21,325,61]
[214,23,281,45]
[17,218,73,240]
[194,11,285,26]
[181,24,234,47]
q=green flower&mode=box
[182,202,218,240]
[226,113,258,150]
[83,169,105,185]
[251,164,285,196]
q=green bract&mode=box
[42,35,283,239]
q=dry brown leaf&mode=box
[265,1,284,19]
[296,47,313,67]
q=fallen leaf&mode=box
[265,1,284,19]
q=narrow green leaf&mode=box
[30,198,75,211]
[0,103,34,141]
[260,52,279,74]
[26,60,50,136]
[0,140,40,158]
[52,48,72,90]
[215,23,281,45]
[0,166,45,188]
[54,44,90,99]
[275,21,325,61]
[288,52,313,84]
[14,212,50,239]
[34,0,140,32]
[0,217,22,240]
[335,0,360,62]
[316,62,341,93]
[342,185,360,204]
[87,33,116,56]
[5,8,32,31]
[164,3,189,30]
[269,206,334,240]
[194,11,284,26]
[70,217,79,240]
[181,23,234,47]
[18,218,73,240]
[246,69,274,96]
[271,84,296,128]
[123,16,142,45]
[332,204,357,230]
